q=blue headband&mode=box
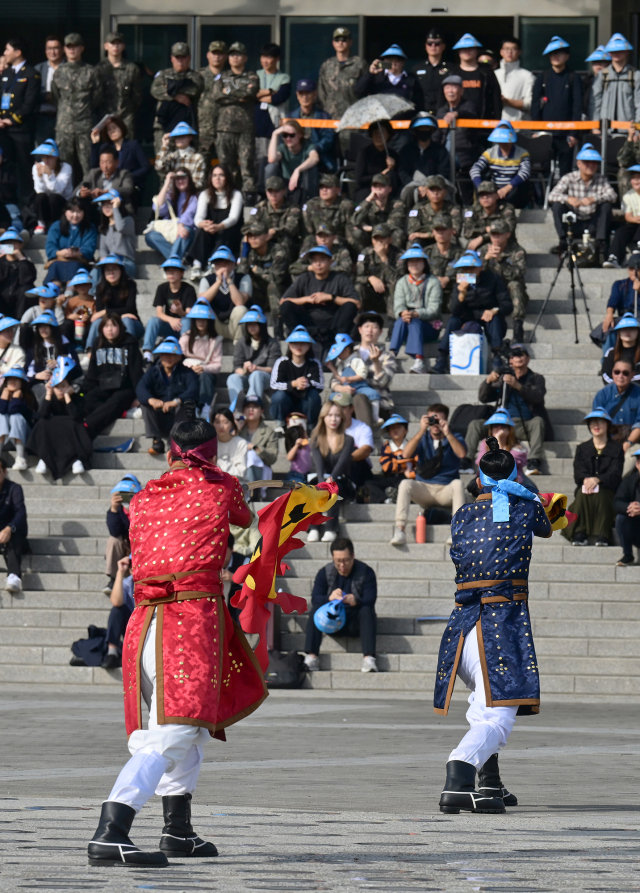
[478,463,536,521]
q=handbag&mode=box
[182,336,220,369]
[144,196,179,243]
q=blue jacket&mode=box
[592,382,640,428]
[289,104,337,172]
[136,360,199,405]
[607,277,637,314]
[45,221,97,262]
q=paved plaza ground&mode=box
[0,687,639,891]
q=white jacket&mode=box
[495,60,535,121]
[32,162,74,199]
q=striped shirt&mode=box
[470,144,531,190]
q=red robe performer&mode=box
[88,408,268,868]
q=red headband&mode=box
[169,435,221,481]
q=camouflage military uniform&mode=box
[303,196,356,249]
[246,199,302,255]
[290,241,353,279]
[51,61,101,177]
[236,242,289,316]
[616,139,640,198]
[351,198,406,251]
[461,201,517,245]
[424,242,463,312]
[213,70,259,193]
[96,59,142,137]
[150,67,204,154]
[197,66,223,167]
[154,145,207,189]
[479,237,528,320]
[355,243,402,316]
[317,55,367,119]
[406,199,462,247]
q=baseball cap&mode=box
[333,27,351,39]
[171,42,190,57]
[432,211,453,228]
[265,175,285,190]
[319,173,339,188]
[105,31,125,43]
[442,74,463,86]
[371,173,390,186]
[315,223,336,235]
[307,245,333,258]
[509,342,530,356]
[243,394,264,409]
[372,222,392,238]
[64,32,84,46]
[477,180,498,194]
[228,41,247,55]
[488,218,512,234]
[330,392,353,407]
[208,40,228,53]
[245,220,269,236]
[424,174,447,189]
[296,78,316,92]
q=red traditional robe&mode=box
[122,459,268,738]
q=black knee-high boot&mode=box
[478,753,518,806]
[88,801,169,867]
[159,793,218,857]
[439,760,506,814]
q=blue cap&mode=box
[326,335,353,363]
[605,32,633,52]
[111,473,142,495]
[627,165,640,173]
[31,309,59,328]
[614,315,640,331]
[50,356,77,386]
[209,245,236,264]
[0,316,20,334]
[584,406,612,423]
[542,36,570,55]
[285,325,315,344]
[313,599,346,634]
[411,113,438,130]
[585,45,612,62]
[153,336,183,356]
[3,367,28,382]
[453,33,482,50]
[239,305,267,325]
[576,142,602,162]
[168,122,197,138]
[485,408,515,428]
[453,250,482,268]
[27,284,60,299]
[186,301,216,320]
[488,121,517,144]
[400,245,429,262]
[67,269,92,287]
[296,78,316,91]
[92,189,121,203]
[95,253,126,267]
[307,245,333,259]
[380,44,407,59]
[0,229,23,244]
[161,255,185,270]
[31,138,59,157]
[381,413,409,430]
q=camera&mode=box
[427,415,440,426]
[562,211,577,225]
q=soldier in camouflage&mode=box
[236,220,290,318]
[303,173,356,250]
[355,222,402,317]
[424,211,463,312]
[290,223,353,279]
[150,42,204,154]
[318,27,367,153]
[351,173,406,251]
[52,33,102,178]
[245,175,302,255]
[96,31,142,138]
[480,217,528,342]
[213,42,259,197]
[406,175,462,248]
[198,40,228,170]
[462,180,517,249]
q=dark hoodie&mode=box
[84,332,143,393]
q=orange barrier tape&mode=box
[287,117,636,131]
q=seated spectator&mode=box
[0,316,25,378]
[592,358,640,474]
[76,147,135,215]
[270,325,323,430]
[27,357,92,478]
[480,218,528,343]
[289,78,337,174]
[330,392,374,490]
[0,456,28,594]
[308,401,354,543]
[433,250,511,374]
[266,120,320,204]
[0,147,22,236]
[605,165,640,268]
[62,270,95,349]
[470,121,531,209]
[0,368,35,471]
[135,337,198,455]
[602,316,640,383]
[103,474,141,594]
[352,173,405,252]
[348,311,398,427]
[25,309,79,403]
[83,313,143,439]
[303,537,378,673]
[425,212,462,312]
[30,139,73,234]
[0,229,36,319]
[280,246,361,347]
[390,403,467,546]
[407,175,462,248]
[178,301,222,420]
[291,223,353,280]
[548,143,617,264]
[213,407,248,481]
[326,335,381,422]
[44,198,97,288]
[91,191,137,284]
[562,408,623,547]
[390,245,442,374]
[463,180,517,251]
[354,120,399,203]
[302,174,355,248]
[227,305,280,409]
[398,113,450,205]
[142,256,197,361]
[145,169,198,261]
[154,122,206,190]
[85,255,143,351]
[284,411,312,483]
[378,413,414,501]
[20,283,65,333]
[463,342,550,475]
[187,163,244,275]
[474,408,532,487]
[89,115,150,191]
[355,222,402,317]
[199,245,251,341]
[101,555,135,670]
[600,259,640,346]
[236,221,288,322]
[355,43,422,109]
[236,394,278,485]
[614,446,640,566]
[437,75,484,205]
[248,175,302,255]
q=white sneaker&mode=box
[602,255,621,269]
[274,425,285,436]
[445,536,453,545]
[35,459,47,474]
[12,457,27,471]
[390,527,407,546]
[321,530,337,543]
[5,574,22,594]
[143,350,154,363]
[189,263,203,281]
[126,406,143,419]
[72,460,85,475]
[361,655,378,673]
[304,654,320,671]
[409,357,426,374]
[79,353,91,371]
[307,528,320,543]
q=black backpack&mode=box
[449,403,493,438]
[264,650,307,689]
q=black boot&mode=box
[159,793,218,857]
[439,760,506,814]
[512,319,524,343]
[478,753,518,806]
[88,801,169,867]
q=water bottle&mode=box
[74,318,85,346]
[415,512,427,544]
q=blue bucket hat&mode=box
[26,284,60,299]
[31,138,59,157]
[488,121,517,144]
[239,305,267,325]
[186,301,216,320]
[485,408,515,428]
[627,165,640,174]
[585,45,612,62]
[453,250,483,268]
[542,36,570,55]
[92,189,121,203]
[411,113,438,130]
[306,245,333,258]
[95,253,126,267]
[0,316,20,334]
[50,356,77,386]
[381,413,408,430]
[168,122,197,138]
[453,33,482,50]
[614,315,640,331]
[3,367,28,382]
[161,255,185,271]
[313,598,346,634]
[380,44,407,59]
[67,269,92,287]
[111,473,142,495]
[400,245,429,262]
[0,228,23,244]
[285,325,315,344]
[153,336,183,356]
[605,33,633,53]
[576,142,602,162]
[31,309,59,328]
[209,245,236,264]
[584,407,612,424]
[326,335,353,363]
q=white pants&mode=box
[448,626,518,770]
[108,615,210,812]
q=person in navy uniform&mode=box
[434,435,552,814]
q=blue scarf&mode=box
[479,464,537,522]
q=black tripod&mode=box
[529,217,593,344]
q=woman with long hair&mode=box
[89,116,150,189]
[85,255,143,350]
[308,401,354,542]
[266,119,319,203]
[146,168,198,261]
[269,325,324,430]
[212,407,248,481]
[475,410,530,486]
[25,308,79,404]
[44,197,97,286]
[601,315,640,383]
[178,302,223,419]
[186,164,243,277]
[227,305,281,408]
[31,138,73,234]
[0,367,36,470]
[92,192,137,283]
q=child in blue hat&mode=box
[389,247,442,374]
[605,167,640,268]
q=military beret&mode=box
[171,42,190,57]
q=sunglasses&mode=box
[282,133,296,139]
[427,40,443,46]
[334,37,348,42]
[613,369,632,376]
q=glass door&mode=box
[282,17,361,95]
[197,18,275,72]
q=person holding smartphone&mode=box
[103,474,141,595]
